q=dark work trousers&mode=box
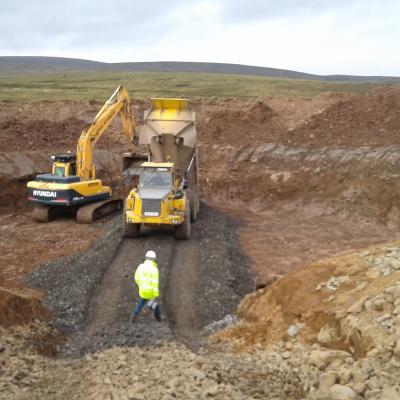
[133,298,161,321]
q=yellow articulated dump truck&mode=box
[123,98,199,240]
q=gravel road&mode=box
[27,204,253,357]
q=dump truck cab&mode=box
[125,162,187,229]
[138,162,174,191]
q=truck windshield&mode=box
[139,171,172,188]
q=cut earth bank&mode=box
[1,86,400,399]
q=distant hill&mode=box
[0,56,399,83]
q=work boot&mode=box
[131,314,137,324]
[154,307,162,322]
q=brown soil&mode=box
[0,116,86,151]
[0,100,145,152]
[287,86,400,147]
[2,85,400,334]
[0,213,99,290]
[0,287,51,327]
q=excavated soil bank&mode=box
[27,205,253,357]
[0,287,51,327]
[3,87,400,398]
[3,88,400,325]
[3,88,400,321]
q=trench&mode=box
[27,204,253,357]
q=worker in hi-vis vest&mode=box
[131,250,161,323]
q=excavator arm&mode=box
[76,85,135,181]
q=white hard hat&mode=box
[146,250,156,259]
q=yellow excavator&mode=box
[27,85,134,223]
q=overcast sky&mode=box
[1,0,399,75]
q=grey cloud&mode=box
[0,0,188,52]
[218,0,391,23]
[0,0,399,76]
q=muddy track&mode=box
[28,205,253,357]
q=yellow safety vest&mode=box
[135,260,159,300]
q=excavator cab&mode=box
[32,154,80,186]
[51,154,77,178]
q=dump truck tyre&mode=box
[190,194,198,222]
[122,203,140,238]
[123,219,140,238]
[175,203,191,240]
[189,189,200,222]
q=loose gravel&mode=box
[26,204,254,357]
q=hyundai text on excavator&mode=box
[123,98,199,240]
[27,85,134,223]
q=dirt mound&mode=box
[4,86,398,154]
[197,99,281,145]
[0,288,51,326]
[288,85,400,147]
[216,241,400,351]
[213,242,400,398]
[0,99,145,152]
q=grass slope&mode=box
[0,70,380,101]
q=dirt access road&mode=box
[27,206,252,356]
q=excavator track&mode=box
[32,205,73,222]
[32,205,59,223]
[76,199,123,224]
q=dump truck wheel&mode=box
[189,190,200,222]
[196,195,200,218]
[175,203,191,240]
[190,195,198,222]
[122,202,140,238]
[123,219,140,238]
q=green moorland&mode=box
[0,70,382,101]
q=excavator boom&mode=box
[77,85,134,181]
